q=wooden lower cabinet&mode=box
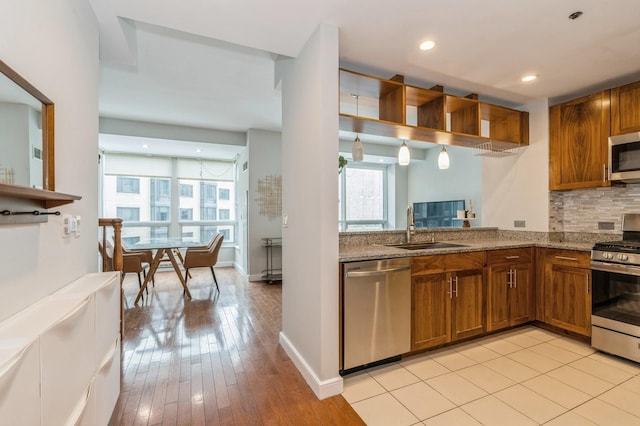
[541,249,592,336]
[412,272,450,349]
[411,252,485,351]
[486,249,533,332]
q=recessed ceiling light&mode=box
[521,74,538,82]
[142,144,149,149]
[419,40,436,51]
[196,148,202,153]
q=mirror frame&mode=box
[0,60,55,191]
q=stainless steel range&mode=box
[591,214,640,363]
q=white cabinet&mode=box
[0,272,120,426]
[0,339,40,426]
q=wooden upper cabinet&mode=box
[549,90,611,190]
[339,68,529,149]
[612,80,640,135]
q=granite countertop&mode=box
[339,239,594,262]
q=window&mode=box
[179,183,193,197]
[103,154,237,243]
[339,164,387,231]
[201,182,217,205]
[150,227,168,239]
[116,207,140,222]
[150,178,170,204]
[116,177,139,194]
[201,207,217,220]
[200,226,217,244]
[179,208,193,221]
[151,206,170,221]
[122,236,140,246]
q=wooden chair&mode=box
[162,234,217,279]
[122,244,155,286]
[183,233,224,292]
[102,240,151,294]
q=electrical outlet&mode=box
[514,220,526,228]
[74,215,81,236]
[598,221,614,230]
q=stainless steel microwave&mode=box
[609,132,640,183]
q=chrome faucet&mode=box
[407,205,415,243]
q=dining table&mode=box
[130,237,205,305]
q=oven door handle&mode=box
[591,261,640,277]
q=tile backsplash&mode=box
[550,184,640,233]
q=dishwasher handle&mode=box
[345,265,410,278]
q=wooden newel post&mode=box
[112,218,123,272]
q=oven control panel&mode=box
[592,250,639,265]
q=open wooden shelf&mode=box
[0,183,81,208]
[339,68,529,150]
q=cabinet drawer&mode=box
[544,249,590,268]
[486,248,532,265]
[411,251,486,275]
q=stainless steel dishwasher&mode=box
[341,257,411,374]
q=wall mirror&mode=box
[0,60,54,191]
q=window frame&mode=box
[339,162,388,232]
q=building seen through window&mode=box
[102,155,236,244]
[339,163,387,231]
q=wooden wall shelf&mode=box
[0,183,81,208]
[339,68,529,150]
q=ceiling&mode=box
[92,0,640,154]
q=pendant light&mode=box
[398,140,410,166]
[438,146,450,169]
[351,94,364,162]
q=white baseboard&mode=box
[278,331,343,400]
[234,263,248,278]
[248,273,264,282]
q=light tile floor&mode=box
[342,326,640,425]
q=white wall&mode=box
[482,99,550,231]
[246,129,282,280]
[279,24,341,399]
[408,145,483,224]
[235,146,249,274]
[0,0,99,321]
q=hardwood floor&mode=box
[110,267,364,425]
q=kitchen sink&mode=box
[384,241,467,250]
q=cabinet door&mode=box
[612,81,640,135]
[412,273,450,350]
[487,265,510,332]
[452,269,485,341]
[544,264,591,336]
[549,90,610,190]
[510,263,532,326]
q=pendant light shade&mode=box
[352,94,364,162]
[398,141,410,166]
[352,136,364,162]
[438,146,450,169]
